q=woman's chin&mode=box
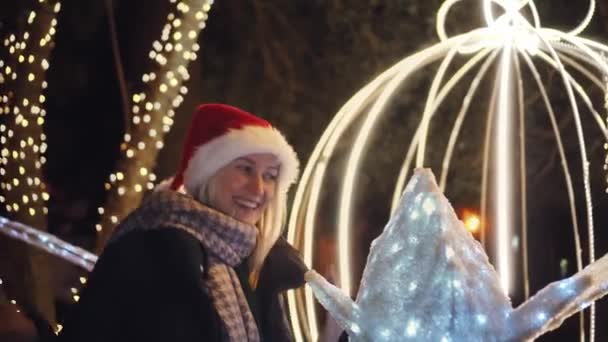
[234,209,261,225]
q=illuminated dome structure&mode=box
[286,0,608,340]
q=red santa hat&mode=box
[170,104,299,197]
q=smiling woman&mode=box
[205,154,280,226]
[56,104,309,342]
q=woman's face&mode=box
[207,153,280,225]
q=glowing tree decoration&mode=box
[0,0,62,322]
[95,0,213,251]
[286,0,608,341]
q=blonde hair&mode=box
[196,176,286,288]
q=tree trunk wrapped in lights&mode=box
[95,0,214,252]
[0,0,61,323]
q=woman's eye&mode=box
[264,172,278,182]
[237,164,253,174]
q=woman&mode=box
[57,104,309,341]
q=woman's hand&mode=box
[260,237,309,292]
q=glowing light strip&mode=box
[415,39,464,167]
[552,51,605,89]
[480,74,500,247]
[519,49,587,342]
[495,38,514,295]
[0,216,97,271]
[303,166,324,341]
[393,45,492,210]
[436,0,463,42]
[551,36,608,136]
[439,51,499,190]
[533,29,603,342]
[605,55,608,195]
[568,0,595,37]
[513,53,529,299]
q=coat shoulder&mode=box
[57,228,220,342]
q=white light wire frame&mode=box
[287,1,608,340]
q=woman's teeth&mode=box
[235,198,259,209]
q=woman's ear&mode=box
[197,178,214,205]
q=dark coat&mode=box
[56,228,307,342]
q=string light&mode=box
[0,276,22,316]
[0,2,61,320]
[0,0,61,228]
[95,0,214,251]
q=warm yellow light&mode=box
[27,11,36,24]
[462,210,481,233]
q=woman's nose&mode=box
[246,174,264,196]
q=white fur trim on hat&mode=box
[183,125,299,196]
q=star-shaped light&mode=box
[306,169,608,341]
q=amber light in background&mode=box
[461,209,482,235]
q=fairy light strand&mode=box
[94,0,213,252]
[0,0,61,317]
[0,0,60,225]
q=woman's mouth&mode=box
[234,197,261,210]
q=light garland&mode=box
[94,0,213,251]
[0,0,61,224]
[0,0,62,317]
[286,0,608,341]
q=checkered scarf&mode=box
[108,190,261,342]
